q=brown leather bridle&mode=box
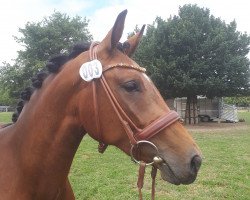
[87,42,180,199]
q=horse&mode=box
[0,10,202,200]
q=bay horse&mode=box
[0,10,202,200]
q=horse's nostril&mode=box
[190,155,202,174]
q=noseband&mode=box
[88,42,180,199]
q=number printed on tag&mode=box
[79,59,102,81]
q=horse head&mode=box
[73,10,202,185]
[0,9,202,200]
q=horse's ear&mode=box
[99,9,127,52]
[124,25,145,57]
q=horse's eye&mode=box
[122,80,140,92]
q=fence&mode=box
[220,104,239,122]
[0,106,10,112]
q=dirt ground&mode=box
[185,121,249,132]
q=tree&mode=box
[127,25,140,38]
[135,4,250,124]
[0,63,25,104]
[224,96,250,107]
[0,88,14,105]
[0,11,92,103]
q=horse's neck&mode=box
[5,66,87,196]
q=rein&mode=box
[88,42,180,199]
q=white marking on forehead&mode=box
[143,73,152,83]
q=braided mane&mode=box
[11,42,130,123]
[12,43,90,123]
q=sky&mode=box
[0,0,250,64]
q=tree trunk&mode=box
[185,95,199,124]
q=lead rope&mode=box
[151,167,157,200]
[137,162,146,200]
[137,163,157,200]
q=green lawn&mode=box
[238,110,250,125]
[0,112,12,123]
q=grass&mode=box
[1,111,250,199]
[69,128,250,200]
[238,110,250,125]
[0,112,12,123]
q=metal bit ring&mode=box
[130,140,160,166]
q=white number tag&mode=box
[79,59,102,81]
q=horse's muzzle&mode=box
[156,154,202,185]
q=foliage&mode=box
[15,12,92,68]
[135,4,250,99]
[0,63,28,101]
[224,96,250,107]
[0,88,15,105]
[0,11,92,102]
[127,24,140,38]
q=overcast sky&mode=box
[1,0,249,64]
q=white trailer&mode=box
[173,97,238,122]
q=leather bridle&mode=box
[87,42,180,199]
